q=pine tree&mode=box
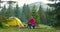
[22,4,27,22]
[31,5,37,19]
[0,5,7,27]
[1,5,7,17]
[25,5,31,20]
[48,0,60,26]
[38,4,45,24]
[0,5,8,19]
[14,4,21,19]
[32,5,40,25]
[6,3,14,17]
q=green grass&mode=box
[0,28,55,32]
[0,24,56,32]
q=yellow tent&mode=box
[4,17,24,27]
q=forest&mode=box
[0,0,60,32]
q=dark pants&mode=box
[28,24,35,29]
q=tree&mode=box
[14,4,21,19]
[45,7,54,26]
[0,5,8,20]
[21,4,27,22]
[54,4,60,26]
[38,4,46,24]
[6,3,14,17]
[25,5,31,20]
[48,0,60,26]
[0,5,8,27]
[32,5,40,25]
[1,5,7,17]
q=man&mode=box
[27,16,36,29]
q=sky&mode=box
[1,0,59,7]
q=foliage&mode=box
[0,5,8,27]
[25,5,31,20]
[1,1,60,27]
[45,7,55,26]
[38,5,46,24]
[14,4,21,19]
[0,25,55,32]
[21,4,27,22]
[22,4,31,22]
[6,3,14,17]
[32,5,40,25]
[48,0,60,27]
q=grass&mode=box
[0,24,56,32]
[0,28,55,32]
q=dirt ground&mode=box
[56,29,60,32]
[56,28,60,32]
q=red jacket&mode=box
[27,17,36,25]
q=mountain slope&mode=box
[28,2,52,11]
